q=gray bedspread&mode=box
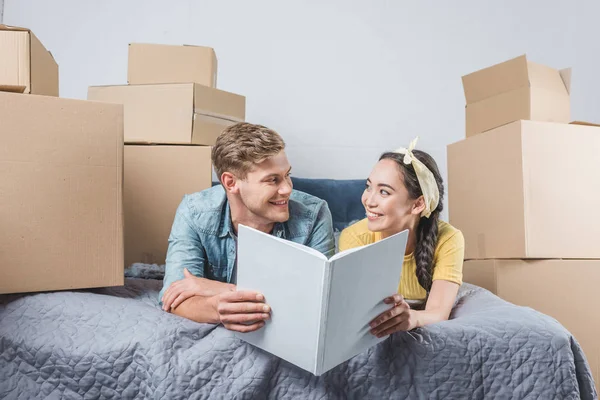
[0,280,597,399]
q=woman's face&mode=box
[361,159,422,235]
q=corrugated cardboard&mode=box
[88,83,244,145]
[0,25,59,96]
[124,145,212,266]
[128,43,217,87]
[462,55,570,137]
[463,259,599,390]
[448,120,600,259]
[0,91,124,294]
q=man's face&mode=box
[236,151,293,225]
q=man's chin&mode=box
[268,209,290,223]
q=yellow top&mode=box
[338,219,465,301]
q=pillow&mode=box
[290,177,365,233]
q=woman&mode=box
[338,138,464,337]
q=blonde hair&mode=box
[212,122,286,181]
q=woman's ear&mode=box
[221,172,239,194]
[412,195,426,215]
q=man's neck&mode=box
[228,195,274,235]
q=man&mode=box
[159,122,335,332]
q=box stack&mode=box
[0,25,124,294]
[448,54,599,388]
[88,43,246,267]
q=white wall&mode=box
[5,0,600,221]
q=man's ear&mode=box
[221,172,239,194]
[412,195,426,216]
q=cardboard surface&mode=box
[463,259,600,390]
[88,83,244,144]
[462,55,570,136]
[0,91,124,294]
[0,25,58,96]
[124,145,212,267]
[128,43,217,87]
[448,120,600,259]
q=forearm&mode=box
[412,307,451,328]
[172,295,220,324]
[195,277,236,297]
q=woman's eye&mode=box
[365,184,371,191]
[380,190,389,196]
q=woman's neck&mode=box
[380,218,420,256]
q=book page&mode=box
[318,229,408,374]
[329,243,365,261]
[235,225,328,374]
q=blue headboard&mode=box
[290,177,365,232]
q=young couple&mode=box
[159,122,464,337]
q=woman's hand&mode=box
[370,294,418,337]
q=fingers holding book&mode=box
[369,294,416,337]
[216,290,271,333]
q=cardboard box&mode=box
[0,92,123,294]
[124,145,212,266]
[0,25,59,96]
[463,259,599,389]
[128,43,217,87]
[448,120,600,259]
[88,83,245,145]
[462,55,570,137]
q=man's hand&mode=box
[162,268,235,311]
[370,294,417,337]
[210,290,271,333]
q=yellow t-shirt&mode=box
[338,219,465,301]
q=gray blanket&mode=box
[0,279,597,399]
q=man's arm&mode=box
[159,198,230,316]
[171,295,220,323]
[306,201,336,258]
[173,291,271,333]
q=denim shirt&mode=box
[159,185,336,303]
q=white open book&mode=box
[235,224,408,376]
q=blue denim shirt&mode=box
[159,185,335,303]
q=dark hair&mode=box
[379,150,444,292]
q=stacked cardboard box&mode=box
[0,26,124,294]
[448,54,599,388]
[88,43,246,267]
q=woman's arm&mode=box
[412,279,459,327]
[369,280,459,336]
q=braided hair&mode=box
[379,150,444,292]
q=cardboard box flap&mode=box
[526,61,570,95]
[462,55,529,103]
[559,68,572,94]
[462,55,570,103]
[570,120,600,127]
[0,24,31,32]
[192,84,246,121]
[0,85,27,93]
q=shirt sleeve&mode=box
[158,196,207,304]
[305,201,336,258]
[338,225,363,252]
[432,230,465,285]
